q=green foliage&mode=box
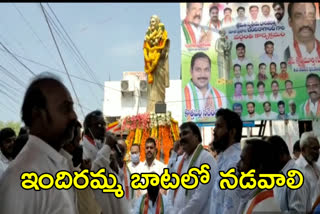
[0,121,21,135]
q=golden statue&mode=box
[143,15,170,112]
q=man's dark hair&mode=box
[270,62,277,68]
[191,52,211,70]
[236,43,245,50]
[278,100,285,107]
[216,108,243,142]
[262,5,270,10]
[234,82,243,88]
[131,143,140,152]
[280,61,287,67]
[266,135,290,172]
[306,73,320,85]
[288,3,316,19]
[285,79,293,85]
[271,80,279,87]
[263,101,271,107]
[257,81,265,88]
[246,63,253,69]
[264,41,274,48]
[224,7,232,13]
[259,63,266,69]
[234,64,241,70]
[209,5,219,13]
[245,139,276,174]
[237,6,245,12]
[247,102,255,108]
[268,135,290,156]
[249,5,259,11]
[293,140,301,152]
[272,3,284,10]
[83,110,104,133]
[233,103,243,110]
[0,128,16,145]
[21,74,63,127]
[12,134,29,159]
[180,121,202,143]
[145,137,156,146]
[246,81,254,87]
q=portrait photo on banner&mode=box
[180,2,320,122]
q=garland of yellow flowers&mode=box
[143,30,168,84]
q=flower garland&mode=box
[143,30,168,84]
[122,112,179,164]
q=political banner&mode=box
[181,3,320,122]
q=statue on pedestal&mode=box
[143,15,170,113]
[215,29,232,80]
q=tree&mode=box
[0,121,21,135]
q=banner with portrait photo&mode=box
[180,2,320,122]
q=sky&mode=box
[0,3,181,123]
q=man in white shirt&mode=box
[138,138,165,176]
[0,128,16,178]
[233,64,243,83]
[295,131,320,205]
[244,82,256,102]
[244,102,260,120]
[288,100,299,119]
[267,135,312,213]
[127,144,141,174]
[304,73,320,118]
[284,3,320,68]
[261,5,274,22]
[168,121,216,214]
[270,80,282,102]
[0,73,79,214]
[233,43,250,66]
[183,52,227,122]
[62,121,102,214]
[259,41,280,65]
[248,5,260,23]
[277,101,289,120]
[256,81,268,103]
[181,3,210,47]
[81,110,106,161]
[236,6,248,23]
[207,5,221,33]
[236,139,281,213]
[245,63,255,82]
[210,108,243,214]
[260,101,277,120]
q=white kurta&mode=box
[274,159,312,213]
[91,144,129,214]
[210,143,241,214]
[295,155,320,205]
[80,135,100,161]
[0,135,78,214]
[167,146,217,214]
[0,149,10,179]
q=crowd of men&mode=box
[1,73,320,214]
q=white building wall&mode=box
[103,72,182,124]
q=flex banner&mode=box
[181,3,320,122]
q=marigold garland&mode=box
[143,30,168,84]
[123,112,178,164]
